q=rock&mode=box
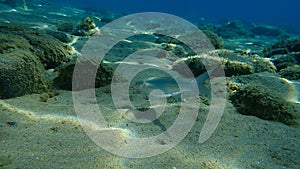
[263,39,300,57]
[155,35,196,58]
[0,155,12,167]
[271,53,299,71]
[251,25,285,37]
[172,55,207,77]
[57,22,76,33]
[230,83,297,125]
[73,17,100,36]
[250,58,277,73]
[54,60,114,91]
[42,29,74,43]
[0,33,31,52]
[173,55,253,77]
[223,60,253,76]
[231,73,291,98]
[22,32,70,69]
[216,20,253,38]
[0,23,71,98]
[0,23,70,69]
[201,29,224,49]
[279,65,300,80]
[161,43,192,58]
[0,49,50,98]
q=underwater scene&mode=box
[0,0,300,168]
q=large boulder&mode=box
[201,29,224,49]
[0,23,71,98]
[54,60,114,91]
[230,83,297,125]
[22,32,70,69]
[0,49,50,98]
[263,39,300,58]
[279,65,300,80]
[216,20,253,38]
[0,23,70,69]
[251,25,285,37]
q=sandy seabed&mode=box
[0,86,299,168]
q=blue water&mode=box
[53,0,300,29]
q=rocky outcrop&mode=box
[0,23,70,98]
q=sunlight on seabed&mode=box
[281,78,300,104]
[0,100,136,138]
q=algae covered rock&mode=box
[54,60,114,91]
[223,60,253,76]
[250,58,277,73]
[42,29,74,43]
[265,39,300,71]
[0,23,71,69]
[0,23,71,98]
[73,17,100,36]
[263,39,300,58]
[279,65,300,80]
[0,49,50,98]
[230,83,297,125]
[173,55,254,78]
[22,32,70,69]
[57,22,76,33]
[251,25,285,37]
[0,33,31,52]
[155,35,196,58]
[271,53,299,71]
[216,20,252,38]
[201,29,224,49]
[172,55,208,77]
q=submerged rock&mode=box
[73,17,100,36]
[54,60,114,91]
[172,54,254,78]
[223,60,253,76]
[57,22,76,33]
[201,29,224,49]
[0,33,31,52]
[230,83,297,125]
[263,39,300,58]
[0,23,71,69]
[0,49,50,98]
[23,32,70,69]
[216,20,253,38]
[264,39,300,73]
[271,53,299,71]
[279,65,300,80]
[0,23,71,98]
[251,25,285,37]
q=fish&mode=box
[142,71,211,101]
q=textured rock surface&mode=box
[230,83,297,125]
[54,60,114,91]
[0,23,70,69]
[0,23,70,98]
[0,49,50,98]
[263,39,300,58]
